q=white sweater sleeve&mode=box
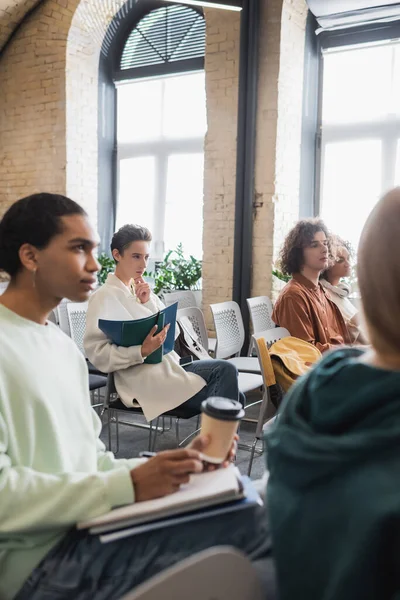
[142,292,165,314]
[84,292,144,373]
[0,411,135,533]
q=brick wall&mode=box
[252,0,283,299]
[273,0,308,259]
[202,8,240,329]
[0,0,307,314]
[0,1,41,50]
[0,0,74,216]
[66,4,100,224]
[0,0,130,221]
[252,0,307,300]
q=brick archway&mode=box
[66,0,133,224]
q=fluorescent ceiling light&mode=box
[164,0,242,11]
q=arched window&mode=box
[114,3,207,261]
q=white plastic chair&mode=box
[120,546,265,600]
[163,290,197,309]
[247,296,275,354]
[176,307,263,419]
[66,301,89,355]
[0,281,9,295]
[56,298,71,336]
[65,301,107,407]
[164,291,216,353]
[247,327,290,476]
[177,306,216,355]
[247,296,275,333]
[210,301,261,374]
[48,309,58,325]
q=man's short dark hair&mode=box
[0,193,87,277]
[279,218,331,276]
[111,224,152,263]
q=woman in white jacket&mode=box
[84,224,244,422]
[320,237,368,345]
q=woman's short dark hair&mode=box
[279,218,331,276]
[111,224,152,262]
[0,193,87,278]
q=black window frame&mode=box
[312,19,400,218]
[97,0,206,254]
[113,2,205,82]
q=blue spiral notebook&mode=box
[98,302,178,365]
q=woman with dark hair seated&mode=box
[266,188,400,600]
[84,224,245,423]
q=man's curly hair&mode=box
[279,218,332,276]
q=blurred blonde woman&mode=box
[320,236,368,344]
[266,188,400,600]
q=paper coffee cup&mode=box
[200,397,245,464]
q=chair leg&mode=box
[107,409,112,452]
[175,418,180,446]
[151,417,160,452]
[196,414,200,430]
[115,411,120,455]
[179,427,201,447]
[148,420,153,452]
[247,437,259,477]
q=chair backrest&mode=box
[66,301,88,354]
[256,327,290,348]
[163,290,197,309]
[210,301,245,359]
[247,296,275,334]
[120,546,264,600]
[48,309,59,325]
[253,328,291,388]
[56,298,71,336]
[177,306,209,351]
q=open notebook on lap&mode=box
[77,466,261,536]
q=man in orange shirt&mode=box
[272,219,352,353]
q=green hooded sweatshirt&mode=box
[266,347,400,600]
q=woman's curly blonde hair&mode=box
[279,218,332,276]
[322,235,355,276]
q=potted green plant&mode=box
[97,253,115,286]
[151,243,202,304]
[271,263,291,302]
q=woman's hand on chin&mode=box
[134,277,151,303]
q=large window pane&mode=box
[322,44,393,125]
[320,140,382,249]
[163,72,207,139]
[117,157,156,233]
[164,153,204,258]
[117,80,162,143]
